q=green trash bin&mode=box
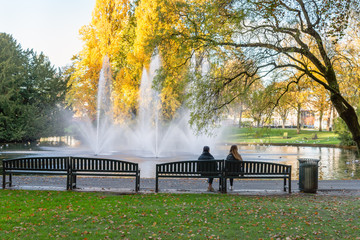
[298,158,320,193]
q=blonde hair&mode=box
[230,145,243,161]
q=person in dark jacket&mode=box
[226,145,243,190]
[198,146,216,192]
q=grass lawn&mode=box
[0,190,359,239]
[224,127,341,145]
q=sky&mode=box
[0,0,96,68]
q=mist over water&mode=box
[75,55,221,157]
[74,56,117,155]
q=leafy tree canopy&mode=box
[0,33,68,142]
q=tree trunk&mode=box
[319,110,323,132]
[326,103,332,131]
[256,114,261,128]
[281,113,287,129]
[331,105,336,129]
[238,103,243,128]
[282,117,286,129]
[257,119,261,128]
[331,93,360,152]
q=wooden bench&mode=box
[155,160,224,192]
[2,157,140,192]
[2,157,71,189]
[223,161,292,193]
[69,157,140,192]
[156,160,291,193]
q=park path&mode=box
[1,176,360,196]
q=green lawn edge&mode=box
[1,190,359,239]
[222,127,346,147]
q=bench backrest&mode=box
[225,161,291,175]
[3,157,69,171]
[3,157,139,173]
[156,160,224,175]
[71,157,139,173]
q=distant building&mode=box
[225,106,335,130]
[301,110,315,128]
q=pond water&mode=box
[0,143,359,180]
[230,145,360,180]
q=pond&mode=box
[0,143,359,180]
[230,145,360,180]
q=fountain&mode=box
[75,54,220,158]
[75,56,118,155]
[116,54,219,157]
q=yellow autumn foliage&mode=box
[68,0,231,124]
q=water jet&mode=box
[75,55,219,158]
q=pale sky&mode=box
[0,0,96,68]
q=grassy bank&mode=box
[224,127,341,146]
[1,190,359,239]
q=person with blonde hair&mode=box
[226,145,243,190]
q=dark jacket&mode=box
[198,151,215,160]
[198,151,216,174]
[226,153,242,175]
[226,153,239,161]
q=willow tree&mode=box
[161,0,360,150]
[146,0,260,132]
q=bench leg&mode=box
[69,174,76,190]
[155,177,159,193]
[218,177,222,192]
[222,177,227,193]
[70,174,73,190]
[2,173,5,189]
[135,173,140,192]
[66,174,70,190]
[288,176,291,193]
[9,174,12,187]
[219,177,226,193]
[284,178,287,192]
[72,175,77,189]
[137,176,140,192]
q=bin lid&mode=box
[298,158,320,164]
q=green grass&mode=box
[224,127,341,145]
[1,190,359,239]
